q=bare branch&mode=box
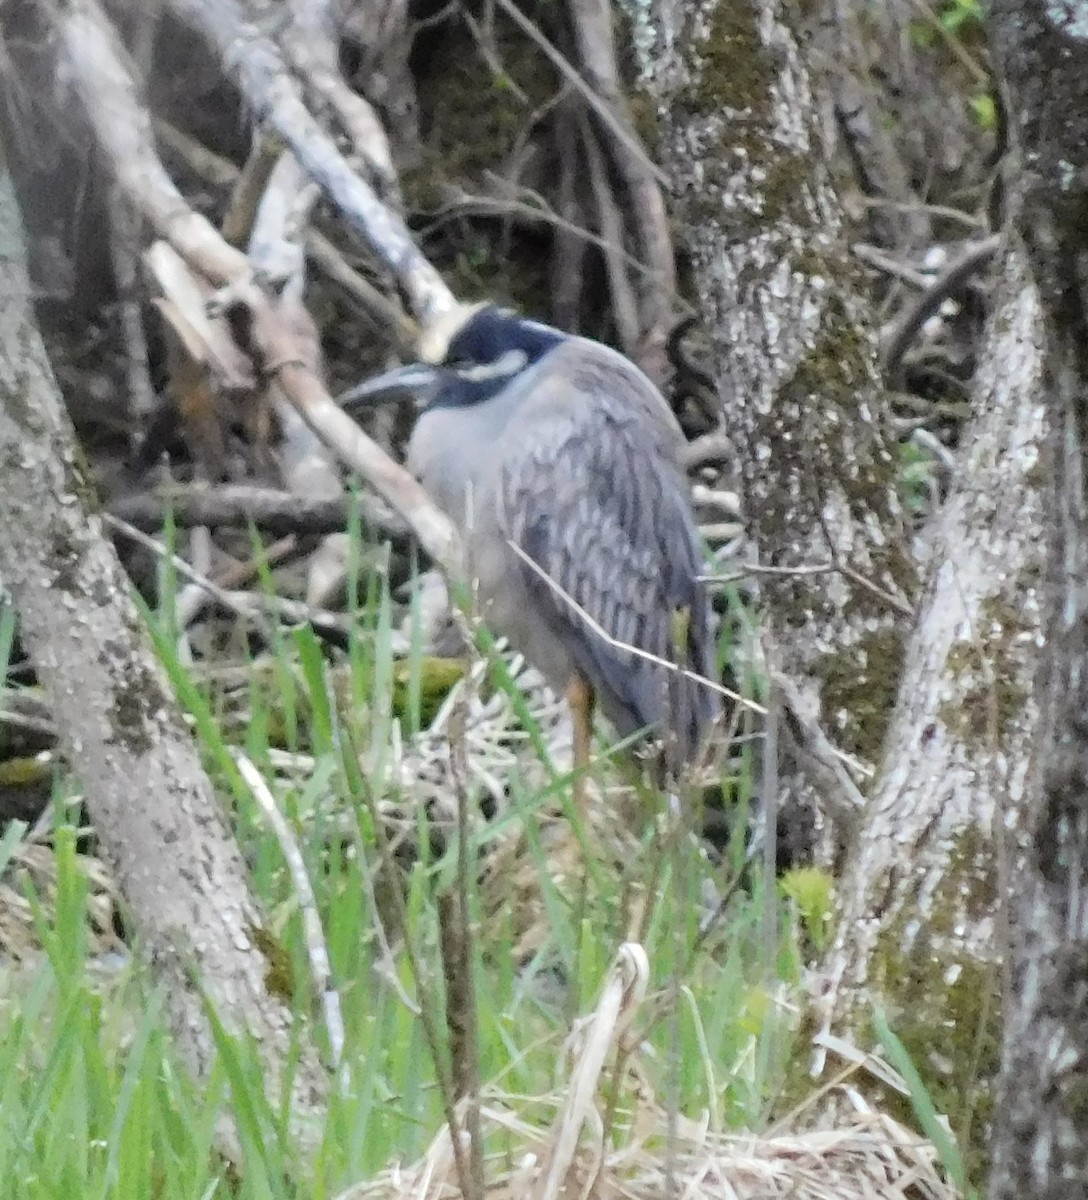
[278,0,400,198]
[211,274,461,571]
[49,2,460,570]
[110,481,406,539]
[110,192,157,434]
[564,0,677,332]
[165,0,454,321]
[491,0,669,196]
[582,119,640,350]
[57,1,249,284]
[153,118,419,350]
[882,234,1002,381]
[105,515,359,648]
[221,131,287,248]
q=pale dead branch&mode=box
[51,0,460,569]
[58,0,249,285]
[153,117,420,349]
[166,0,454,321]
[109,482,408,539]
[279,0,400,199]
[237,753,346,1071]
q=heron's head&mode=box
[339,305,564,413]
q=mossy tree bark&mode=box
[645,0,1050,1156]
[648,0,917,778]
[0,149,326,1148]
[984,4,1088,1195]
[821,247,1046,1157]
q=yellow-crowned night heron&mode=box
[341,304,720,792]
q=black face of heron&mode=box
[338,306,565,414]
[437,307,563,407]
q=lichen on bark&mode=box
[649,0,915,784]
[647,3,1055,1172]
[0,157,327,1147]
[817,250,1048,1178]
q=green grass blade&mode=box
[873,1006,973,1194]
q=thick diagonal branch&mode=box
[279,0,400,199]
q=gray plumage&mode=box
[344,307,720,773]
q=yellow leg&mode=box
[566,674,595,815]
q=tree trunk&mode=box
[647,0,1053,1155]
[649,0,917,782]
[983,4,1088,1195]
[821,245,1046,1156]
[0,143,325,1143]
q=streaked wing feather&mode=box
[497,360,718,763]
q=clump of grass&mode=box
[0,529,961,1198]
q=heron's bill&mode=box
[337,363,439,410]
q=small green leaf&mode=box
[969,93,997,131]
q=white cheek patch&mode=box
[457,348,529,382]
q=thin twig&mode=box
[490,0,668,188]
[700,561,835,584]
[775,668,868,825]
[852,242,933,289]
[551,99,588,329]
[882,234,1002,380]
[176,534,298,629]
[462,8,530,104]
[907,0,991,85]
[105,512,259,615]
[582,117,640,350]
[860,196,986,229]
[564,0,675,330]
[505,539,876,785]
[508,537,752,708]
[834,560,915,618]
[154,118,239,188]
[104,513,352,640]
[306,231,419,352]
[421,176,663,281]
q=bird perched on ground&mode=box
[340,304,720,794]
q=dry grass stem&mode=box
[236,753,345,1069]
[337,943,958,1200]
